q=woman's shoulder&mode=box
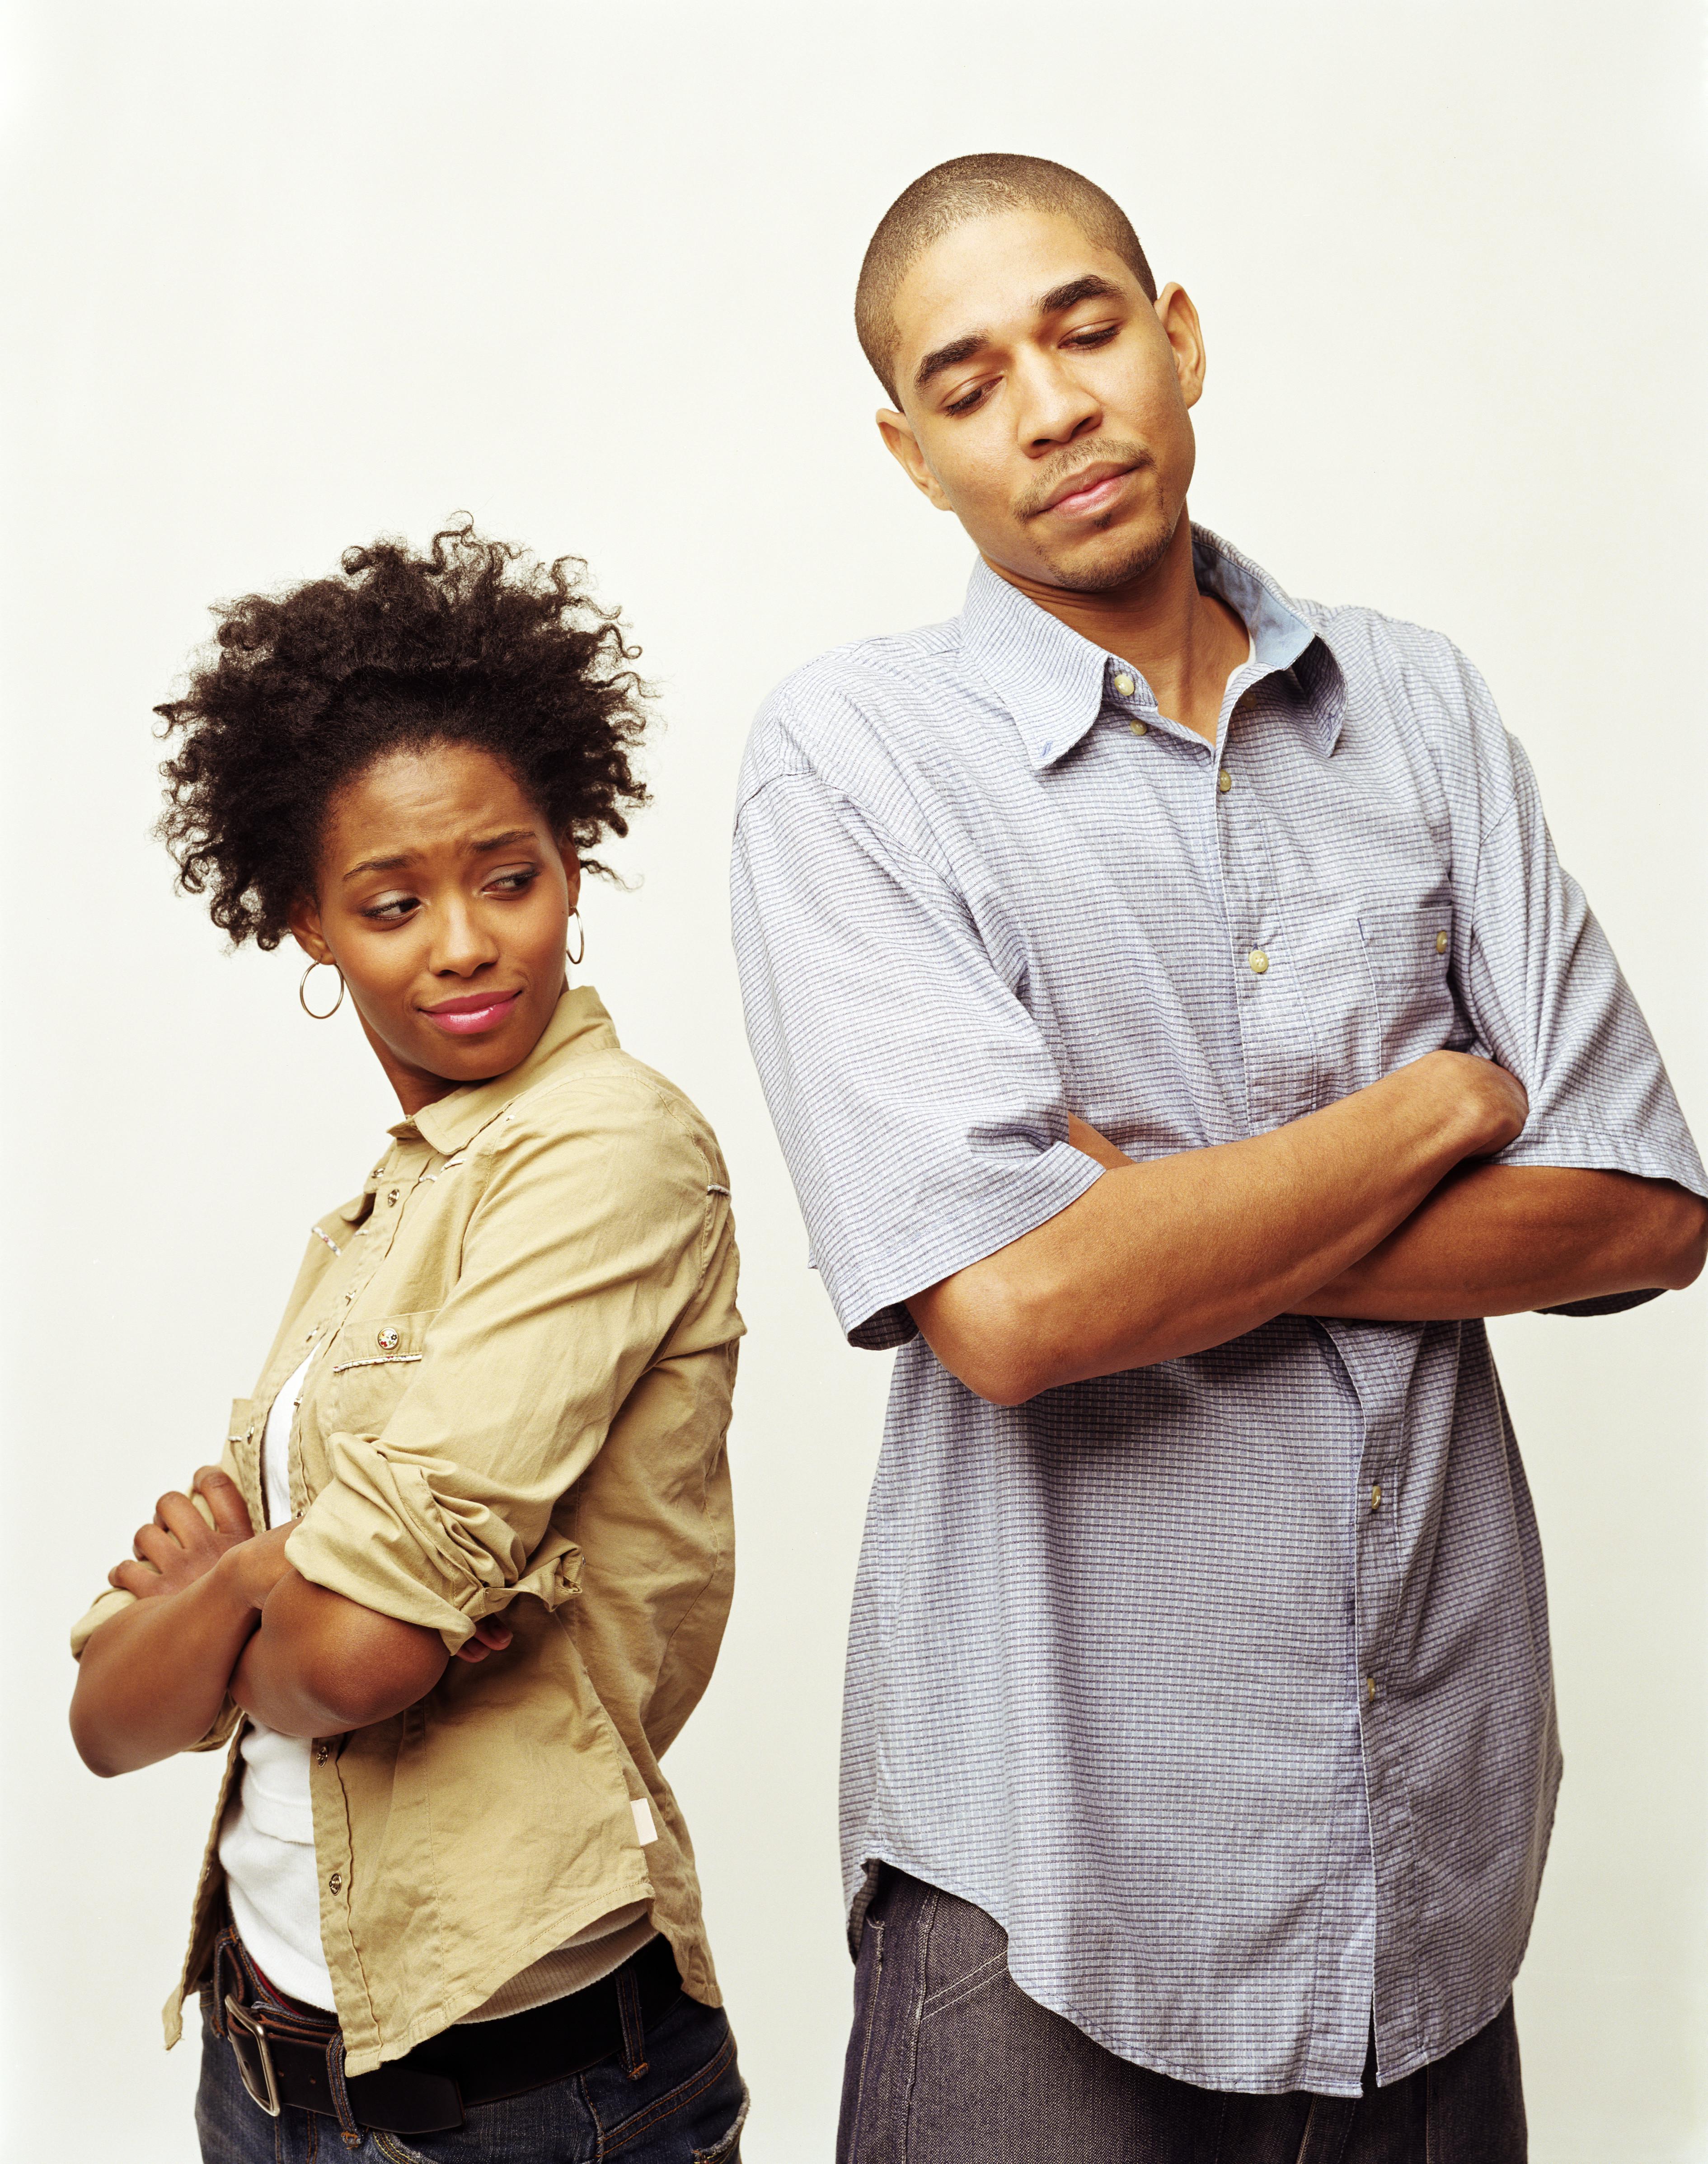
[476,1043,730,1201]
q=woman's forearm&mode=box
[1296,1164,1708,1319]
[70,1559,259,1777]
[232,1569,450,1738]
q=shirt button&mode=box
[314,1741,332,1765]
[387,1188,400,1205]
[328,1871,343,1895]
[1436,929,1448,954]
[1129,718,1148,737]
[1248,949,1270,976]
[1366,1677,1377,1703]
[1370,1483,1383,1511]
[1217,769,1233,794]
[377,1326,401,1352]
[1113,672,1136,696]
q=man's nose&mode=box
[1015,352,1101,452]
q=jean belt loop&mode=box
[616,1962,650,2081]
[325,2028,364,2148]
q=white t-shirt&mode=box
[217,1357,655,2016]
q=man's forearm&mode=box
[232,1570,450,1738]
[907,1051,1526,1404]
[1296,1164,1708,1320]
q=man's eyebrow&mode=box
[912,276,1128,396]
[1036,273,1123,317]
[914,331,991,394]
[341,829,540,882]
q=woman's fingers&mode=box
[193,1468,256,1540]
[450,1615,514,1664]
[109,1557,164,1596]
[132,1522,181,1570]
[153,1491,207,1546]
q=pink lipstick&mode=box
[421,989,523,1037]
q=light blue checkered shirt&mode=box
[730,529,1704,2095]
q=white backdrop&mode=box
[2,4,1704,2158]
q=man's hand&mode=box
[108,1470,258,1601]
[910,1050,1534,1404]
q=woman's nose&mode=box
[432,902,500,974]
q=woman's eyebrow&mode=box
[342,829,540,882]
[343,849,417,881]
[467,828,539,855]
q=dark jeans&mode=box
[839,1867,1526,2164]
[197,1942,747,2164]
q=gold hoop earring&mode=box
[299,959,346,1019]
[566,909,586,968]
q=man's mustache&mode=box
[1015,439,1151,521]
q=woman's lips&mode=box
[420,989,523,1037]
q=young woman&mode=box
[69,525,747,2163]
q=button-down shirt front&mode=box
[730,531,1704,2095]
[72,989,742,2074]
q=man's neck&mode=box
[984,514,1248,744]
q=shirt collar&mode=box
[959,524,1344,768]
[390,984,621,1157]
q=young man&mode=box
[731,154,1706,2160]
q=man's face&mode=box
[878,209,1203,595]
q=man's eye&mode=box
[1065,325,1120,350]
[945,382,991,416]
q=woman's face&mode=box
[287,741,579,1116]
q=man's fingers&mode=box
[194,1468,256,1539]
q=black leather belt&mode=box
[210,1927,681,2135]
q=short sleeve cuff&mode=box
[1492,1122,1708,1199]
[826,1139,1107,1351]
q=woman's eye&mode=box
[363,895,419,923]
[489,868,540,895]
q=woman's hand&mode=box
[453,1615,514,1663]
[109,1470,257,1601]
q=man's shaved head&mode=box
[856,153,1156,405]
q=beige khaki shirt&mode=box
[72,988,741,2074]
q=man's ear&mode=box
[876,408,953,512]
[286,896,333,965]
[1152,283,1206,412]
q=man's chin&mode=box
[1039,516,1179,597]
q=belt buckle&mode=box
[224,1995,283,2118]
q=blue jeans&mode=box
[196,1969,748,2164]
[840,1867,1526,2164]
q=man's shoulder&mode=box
[737,616,970,802]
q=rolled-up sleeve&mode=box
[1450,662,1705,1202]
[732,765,1103,1349]
[286,1092,718,1650]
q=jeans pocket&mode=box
[691,2081,749,2162]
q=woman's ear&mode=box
[286,895,333,965]
[558,846,582,915]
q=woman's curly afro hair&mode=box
[155,519,652,949]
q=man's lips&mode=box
[419,988,523,1036]
[1032,461,1137,519]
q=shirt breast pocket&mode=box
[322,1310,433,1437]
[1357,904,1468,1072]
